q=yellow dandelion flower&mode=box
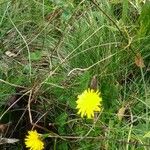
[25,130,44,150]
[76,89,102,119]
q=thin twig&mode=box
[32,112,48,129]
[67,50,122,76]
[47,134,150,147]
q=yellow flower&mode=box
[25,130,44,150]
[76,89,102,119]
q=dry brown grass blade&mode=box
[117,106,126,121]
[0,123,11,134]
[135,52,145,68]
[90,75,98,91]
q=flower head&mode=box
[25,130,44,150]
[76,89,102,119]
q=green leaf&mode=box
[138,2,150,37]
[68,98,76,109]
[0,61,9,76]
[57,142,68,150]
[143,131,150,138]
[55,112,68,126]
[30,51,42,61]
